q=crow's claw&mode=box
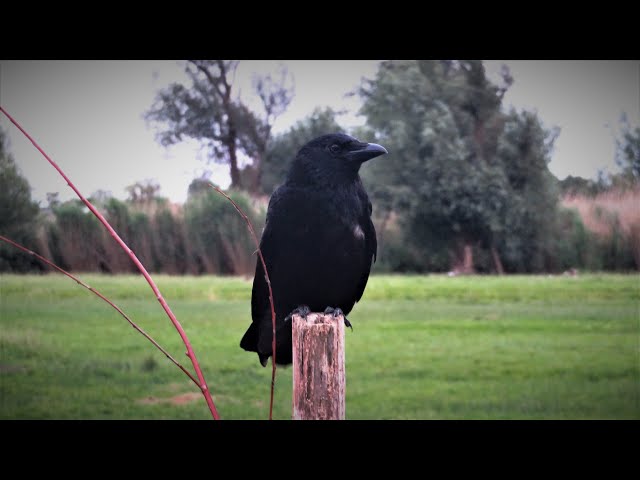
[324,306,353,331]
[324,306,342,318]
[284,305,311,323]
[344,317,353,331]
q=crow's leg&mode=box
[324,306,353,331]
[284,305,311,323]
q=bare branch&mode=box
[0,106,221,420]
[191,60,226,100]
[210,184,278,420]
[253,64,294,126]
[216,60,239,100]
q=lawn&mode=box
[1,273,638,419]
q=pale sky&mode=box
[0,60,638,205]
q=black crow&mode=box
[240,133,387,366]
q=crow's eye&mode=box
[329,144,341,154]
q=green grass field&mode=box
[1,273,638,419]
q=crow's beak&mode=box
[346,143,388,163]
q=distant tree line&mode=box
[1,172,264,274]
[1,60,638,273]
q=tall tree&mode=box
[0,128,42,272]
[146,60,293,195]
[238,65,295,193]
[359,60,557,273]
[360,61,511,272]
[614,113,640,186]
[495,109,560,272]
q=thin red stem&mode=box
[0,106,220,420]
[0,235,200,388]
[210,185,277,420]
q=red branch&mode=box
[210,185,278,420]
[0,106,220,420]
[0,235,200,388]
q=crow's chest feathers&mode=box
[307,191,365,247]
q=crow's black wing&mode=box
[245,187,282,334]
[245,185,309,357]
[353,198,377,304]
[242,189,282,356]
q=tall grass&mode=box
[4,185,638,274]
[562,187,640,269]
[18,190,266,276]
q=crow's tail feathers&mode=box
[259,353,269,367]
[241,322,272,367]
[240,322,259,352]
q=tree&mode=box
[151,206,189,274]
[613,113,640,187]
[557,175,603,197]
[146,60,293,195]
[238,65,295,193]
[184,188,263,274]
[359,60,558,273]
[495,109,560,272]
[124,179,168,219]
[125,179,161,204]
[0,128,43,272]
[187,177,213,198]
[260,107,343,195]
[360,60,512,272]
[47,200,107,272]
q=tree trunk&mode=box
[228,144,241,189]
[463,243,474,273]
[451,240,475,274]
[491,245,505,275]
[248,154,263,196]
[377,209,392,254]
[474,121,485,160]
[217,60,241,190]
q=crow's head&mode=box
[287,133,387,186]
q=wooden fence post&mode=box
[292,312,346,420]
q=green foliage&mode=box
[47,200,107,271]
[129,211,155,269]
[1,274,637,419]
[546,206,637,273]
[615,114,640,183]
[552,207,592,270]
[2,175,266,275]
[187,178,213,197]
[0,129,42,272]
[146,61,293,194]
[360,60,560,273]
[184,188,264,275]
[494,109,560,272]
[152,207,189,274]
[372,218,452,273]
[3,60,637,275]
[104,198,132,241]
[558,175,606,197]
[260,107,344,195]
[146,61,259,191]
[146,62,256,159]
[591,210,638,271]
